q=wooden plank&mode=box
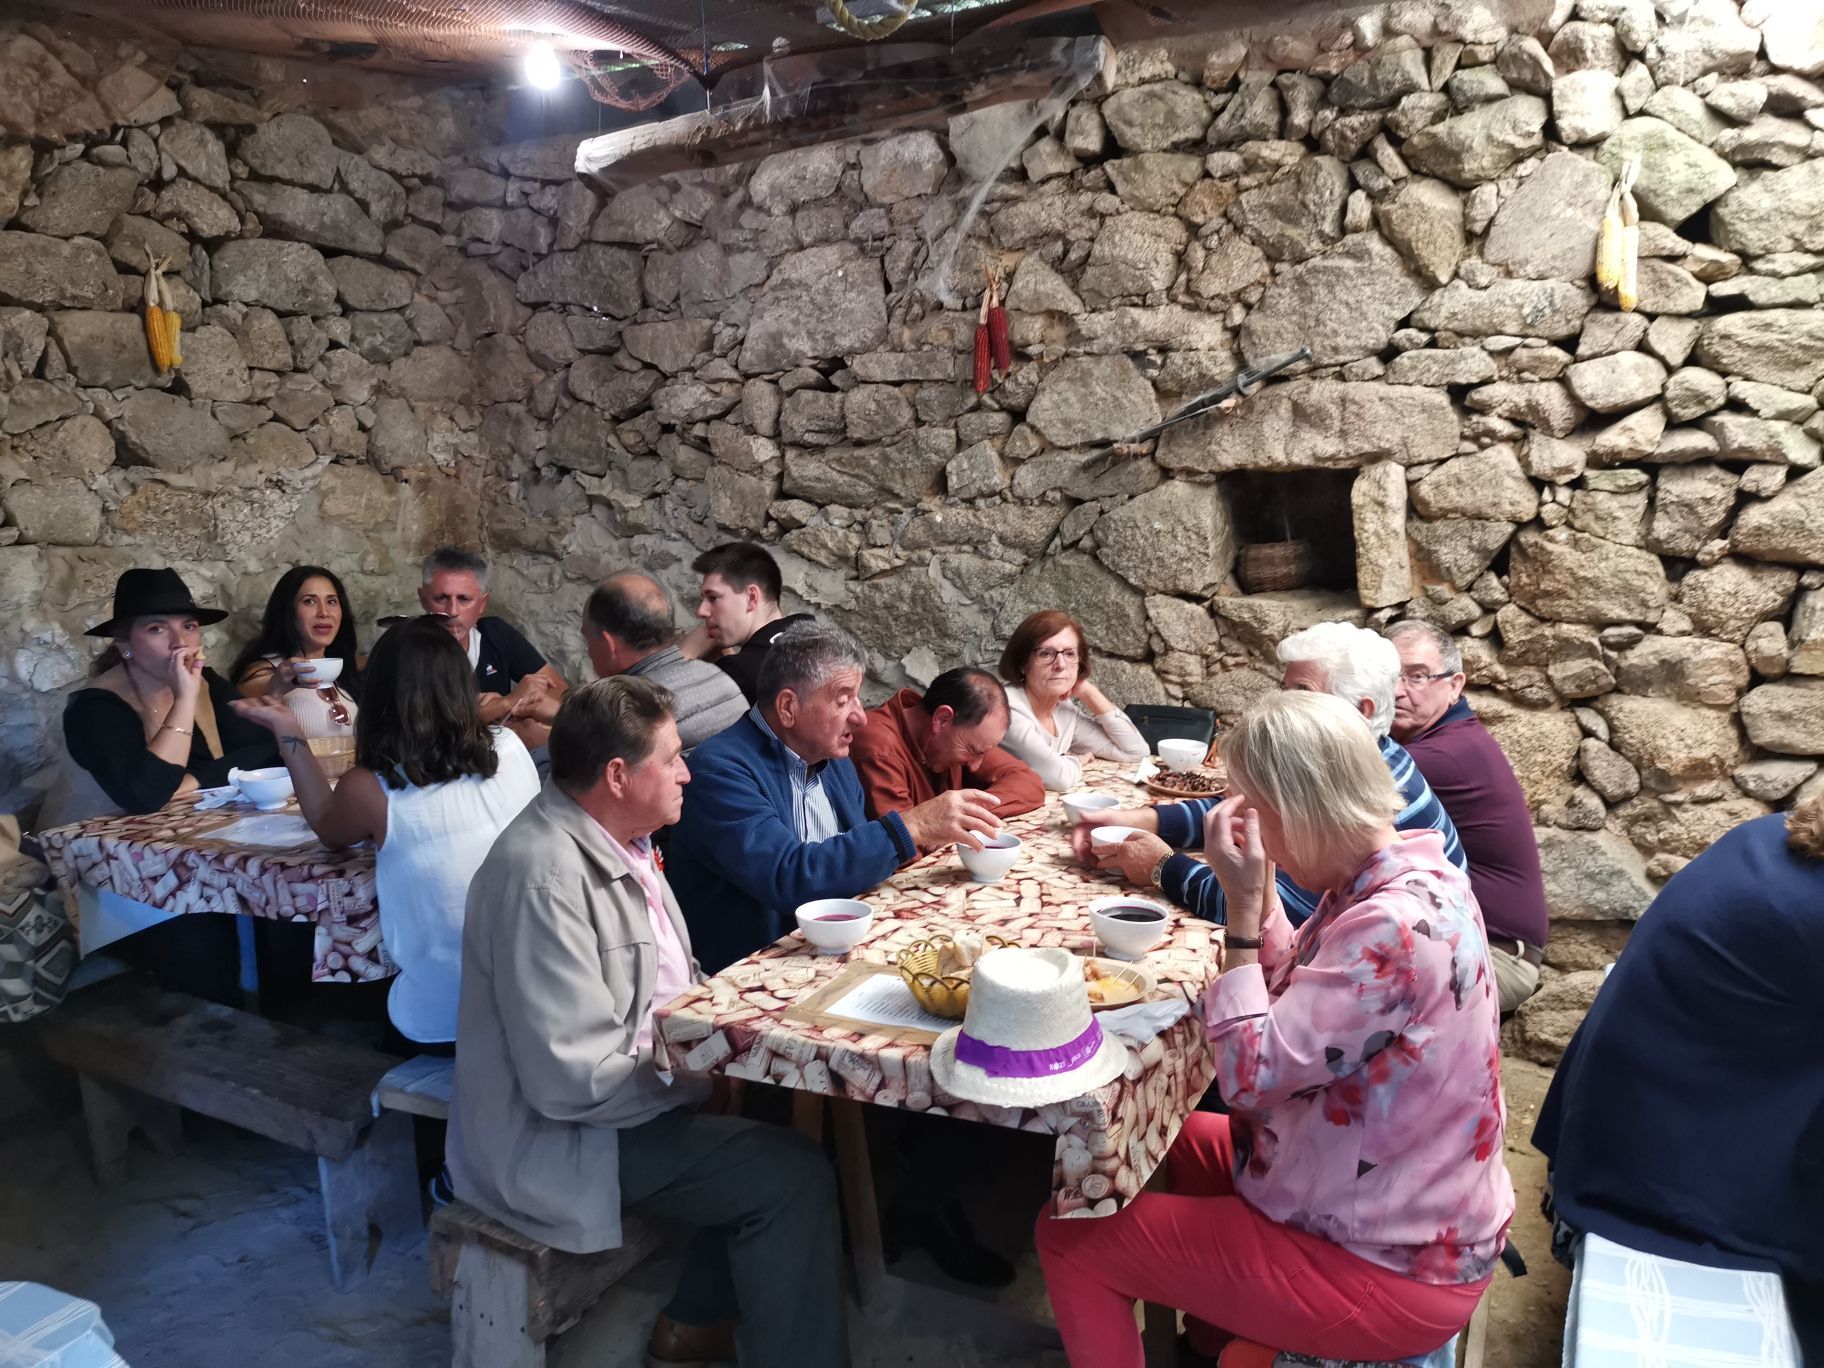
[1140,1155,1178,1368]
[791,1091,825,1144]
[1460,1283,1491,1368]
[829,1098,886,1307]
[77,1074,183,1185]
[450,1240,545,1368]
[577,34,1110,194]
[429,1201,668,1342]
[319,1111,424,1291]
[39,981,400,1160]
[373,1055,454,1121]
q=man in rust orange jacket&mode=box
[851,667,1045,857]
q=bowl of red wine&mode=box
[795,898,875,953]
[1089,896,1172,960]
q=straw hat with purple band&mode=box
[930,947,1128,1107]
[85,568,228,637]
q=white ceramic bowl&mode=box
[795,899,874,953]
[956,834,1022,883]
[1090,896,1172,960]
[1089,824,1150,851]
[1061,791,1120,826]
[1157,738,1208,771]
[229,766,294,811]
[293,657,343,686]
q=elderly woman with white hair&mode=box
[1037,690,1512,1368]
[1075,620,1464,927]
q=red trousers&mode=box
[1034,1114,1486,1368]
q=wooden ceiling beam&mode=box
[575,33,1111,195]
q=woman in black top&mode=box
[58,568,279,818]
[46,570,283,1006]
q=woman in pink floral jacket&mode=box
[1037,691,1513,1368]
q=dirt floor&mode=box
[0,1035,1566,1367]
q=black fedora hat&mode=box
[86,568,230,637]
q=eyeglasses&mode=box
[1397,669,1455,689]
[1035,648,1080,664]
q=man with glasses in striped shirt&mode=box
[1074,621,1466,930]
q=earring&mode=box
[121,650,132,659]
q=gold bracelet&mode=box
[159,723,193,736]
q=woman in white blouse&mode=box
[997,610,1148,791]
[234,616,538,1047]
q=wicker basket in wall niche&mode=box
[1237,539,1315,593]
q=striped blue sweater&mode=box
[1155,734,1466,928]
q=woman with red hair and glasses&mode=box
[996,610,1147,791]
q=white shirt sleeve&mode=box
[999,687,1084,792]
[1072,705,1150,762]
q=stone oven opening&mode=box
[1222,471,1359,595]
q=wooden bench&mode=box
[429,1201,668,1368]
[36,978,421,1291]
[372,1053,455,1121]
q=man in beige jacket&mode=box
[448,676,849,1368]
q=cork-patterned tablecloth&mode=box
[39,799,390,984]
[655,759,1223,1219]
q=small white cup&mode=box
[1089,825,1150,852]
[795,899,874,953]
[293,657,344,686]
[1061,791,1120,826]
[1090,896,1172,960]
[229,766,294,811]
[1157,738,1207,770]
[956,834,1022,883]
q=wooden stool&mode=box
[429,1201,667,1368]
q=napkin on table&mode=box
[1096,995,1192,1043]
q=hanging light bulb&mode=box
[524,40,562,90]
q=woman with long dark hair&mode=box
[234,616,538,1047]
[231,566,364,740]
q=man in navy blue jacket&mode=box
[669,621,1002,972]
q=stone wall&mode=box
[4,4,1824,1002]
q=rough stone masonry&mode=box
[3,1,1824,1056]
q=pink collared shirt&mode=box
[1199,831,1515,1285]
[596,823,695,1054]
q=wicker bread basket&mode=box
[898,933,1010,1019]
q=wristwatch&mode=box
[1148,853,1171,889]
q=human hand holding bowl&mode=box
[1069,806,1157,866]
[904,788,1001,852]
[1090,827,1172,888]
[291,657,343,687]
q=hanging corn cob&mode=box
[160,259,183,369]
[985,264,1012,378]
[1597,157,1641,313]
[143,249,182,371]
[973,288,991,394]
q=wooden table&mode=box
[39,797,390,984]
[654,760,1222,1309]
